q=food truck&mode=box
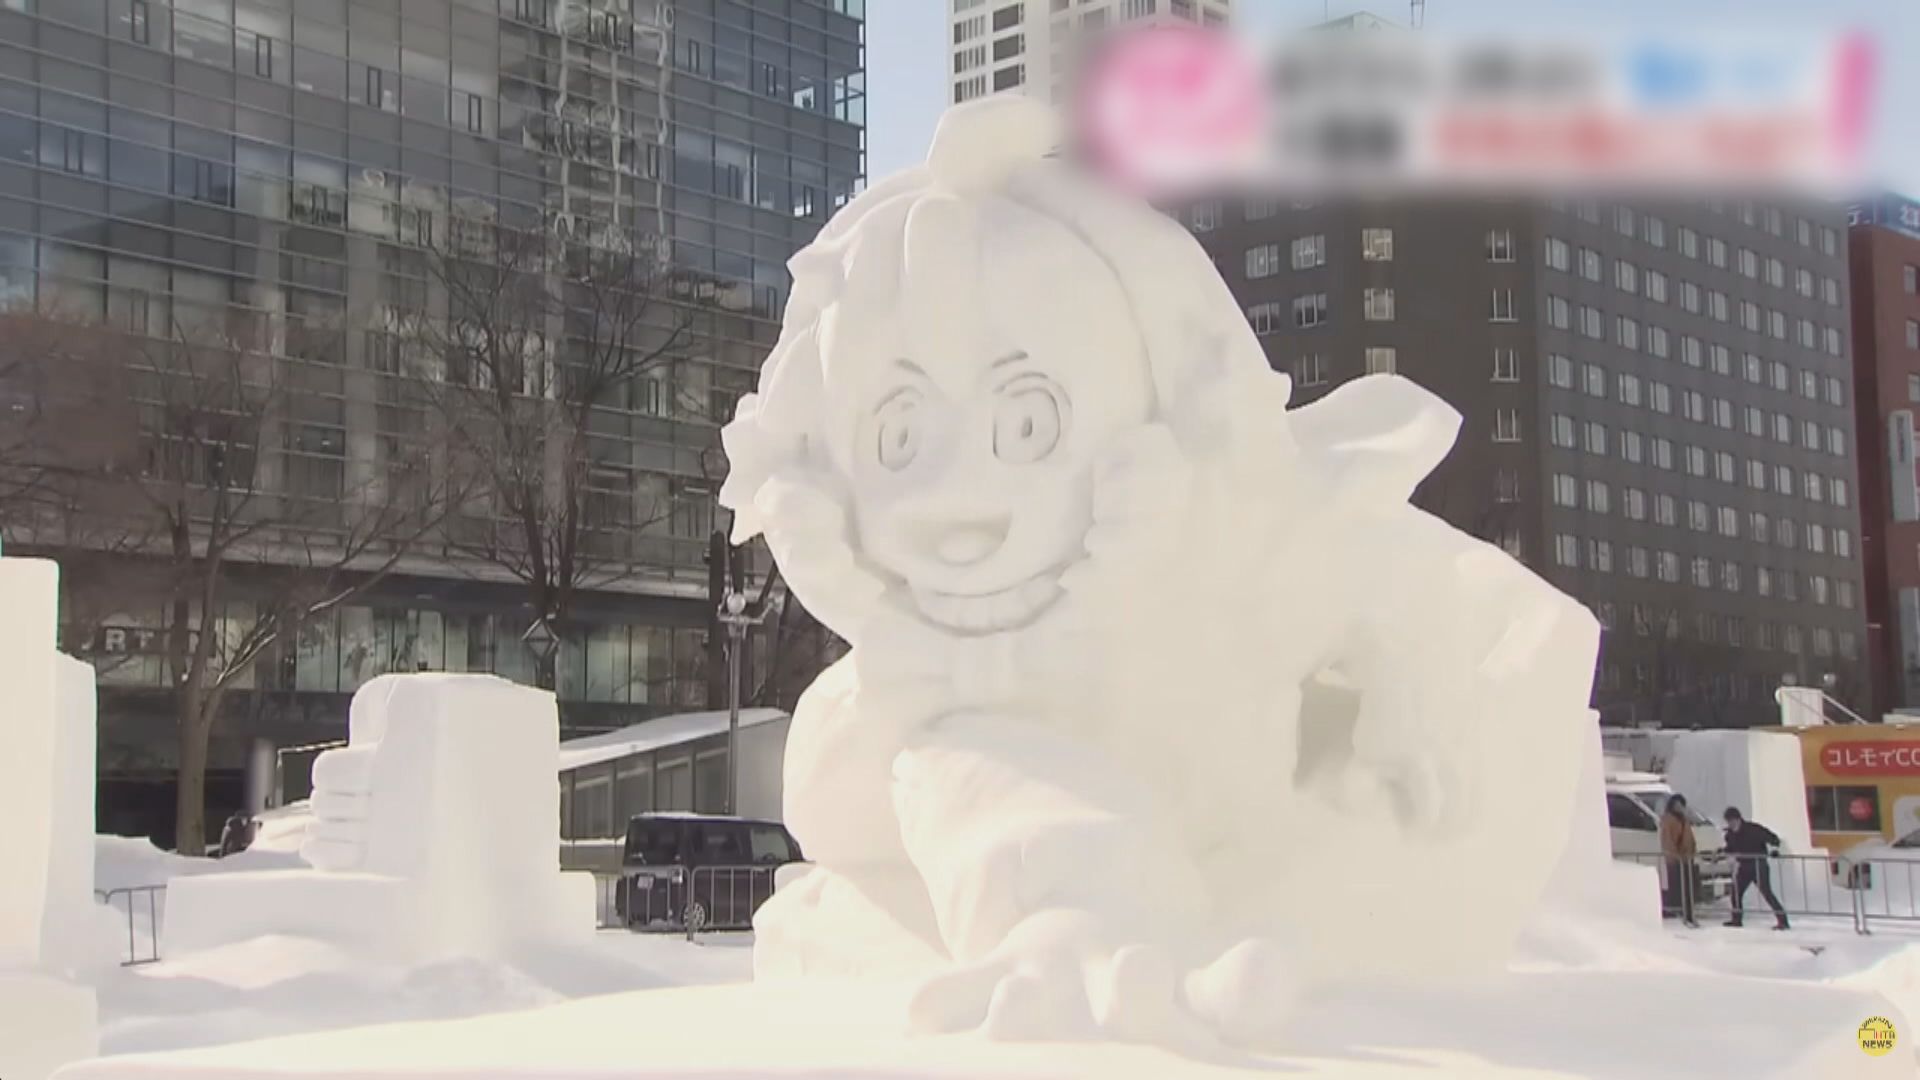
[1785,722,1920,853]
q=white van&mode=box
[1606,773,1731,901]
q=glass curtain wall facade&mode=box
[0,0,863,791]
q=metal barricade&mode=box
[1614,852,1870,933]
[96,885,166,965]
[1844,856,1920,932]
[596,865,779,939]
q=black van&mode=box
[615,813,804,931]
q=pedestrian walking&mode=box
[1660,794,1700,928]
[1722,807,1789,930]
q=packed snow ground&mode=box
[72,836,1920,1077]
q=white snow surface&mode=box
[557,707,789,772]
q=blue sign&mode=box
[1851,195,1920,239]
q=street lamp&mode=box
[717,589,770,816]
[520,616,559,689]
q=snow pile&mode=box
[161,675,593,964]
[0,557,109,1080]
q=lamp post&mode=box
[716,589,770,816]
[520,616,559,690]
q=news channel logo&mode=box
[1069,24,1874,197]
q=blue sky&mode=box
[865,0,1919,196]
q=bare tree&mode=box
[5,313,451,853]
[397,225,698,687]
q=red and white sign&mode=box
[1823,742,1920,776]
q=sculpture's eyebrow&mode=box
[876,359,930,410]
[990,351,1030,370]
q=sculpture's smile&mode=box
[909,570,1067,633]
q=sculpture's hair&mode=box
[720,96,1284,542]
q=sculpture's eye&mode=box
[874,391,924,472]
[992,380,1065,465]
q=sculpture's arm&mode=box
[1329,506,1601,832]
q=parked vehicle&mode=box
[1829,826,1920,896]
[1605,773,1732,900]
[613,813,804,931]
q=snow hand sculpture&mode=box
[720,96,1602,1051]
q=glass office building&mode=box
[0,0,864,833]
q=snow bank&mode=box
[162,675,593,964]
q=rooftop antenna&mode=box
[1410,0,1425,27]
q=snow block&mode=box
[161,674,593,963]
[1666,730,1815,854]
[0,972,98,1080]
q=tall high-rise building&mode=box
[948,0,1230,106]
[1846,195,1920,719]
[0,0,864,837]
[1192,196,1868,727]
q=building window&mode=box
[1585,479,1611,514]
[1547,353,1572,387]
[1361,227,1393,260]
[1616,316,1639,351]
[1246,198,1278,221]
[1247,302,1281,335]
[1589,539,1613,573]
[1363,288,1395,321]
[1582,363,1606,398]
[1654,493,1676,525]
[1491,289,1517,323]
[1908,320,1919,350]
[1492,349,1518,382]
[1291,234,1326,269]
[1906,265,1918,294]
[1579,248,1602,282]
[1494,409,1522,443]
[1615,260,1638,294]
[1617,373,1641,406]
[992,33,1024,61]
[1578,306,1603,339]
[1546,296,1570,329]
[1554,534,1579,568]
[1495,468,1521,503]
[1550,415,1575,448]
[1295,354,1328,387]
[1678,227,1698,257]
[1584,421,1608,455]
[1364,347,1397,374]
[1621,431,1643,463]
[1191,201,1219,232]
[1246,244,1281,279]
[130,0,150,43]
[992,3,1023,30]
[1487,229,1515,262]
[992,65,1024,91]
[1544,237,1569,271]
[1552,474,1578,507]
[1645,269,1668,303]
[1645,216,1667,247]
[1292,293,1328,328]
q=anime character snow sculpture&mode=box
[719,96,1602,1049]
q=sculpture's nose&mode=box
[918,515,1012,568]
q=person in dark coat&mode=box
[1722,807,1789,929]
[218,812,256,858]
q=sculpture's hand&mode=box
[906,909,1202,1046]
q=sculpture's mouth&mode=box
[910,571,1066,633]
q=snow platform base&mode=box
[56,970,1911,1079]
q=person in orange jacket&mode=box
[1660,794,1700,928]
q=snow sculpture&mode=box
[165,674,592,962]
[0,558,102,1080]
[720,97,1604,1047]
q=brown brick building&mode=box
[1847,196,1920,718]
